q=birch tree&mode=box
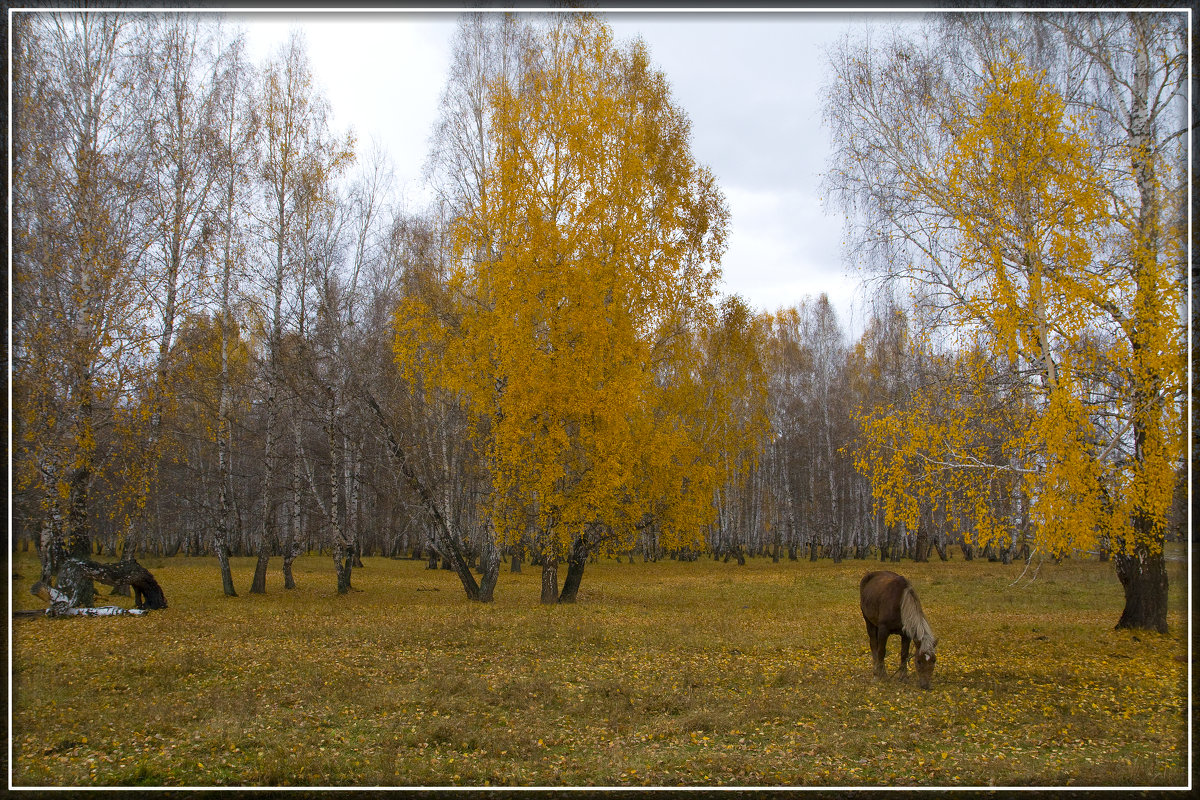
[700,296,770,564]
[825,12,1186,631]
[205,27,258,595]
[249,30,353,594]
[399,14,730,602]
[12,12,155,603]
[136,14,225,561]
[289,148,392,594]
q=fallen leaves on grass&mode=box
[9,552,1187,788]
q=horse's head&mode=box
[915,641,937,690]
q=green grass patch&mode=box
[9,549,1188,787]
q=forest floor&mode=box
[9,545,1190,788]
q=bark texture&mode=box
[54,558,167,611]
[1115,549,1168,633]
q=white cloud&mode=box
[720,186,855,318]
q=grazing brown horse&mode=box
[859,571,938,689]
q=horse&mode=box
[859,570,938,690]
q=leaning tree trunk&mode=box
[933,535,949,562]
[363,391,486,600]
[558,536,589,604]
[214,536,237,597]
[56,558,167,611]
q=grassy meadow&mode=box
[9,547,1189,788]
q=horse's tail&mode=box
[900,585,937,651]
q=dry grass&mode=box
[9,547,1189,788]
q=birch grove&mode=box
[11,11,1185,627]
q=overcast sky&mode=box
[235,9,911,334]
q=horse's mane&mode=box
[900,585,937,652]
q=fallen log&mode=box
[30,581,148,617]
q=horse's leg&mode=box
[866,621,884,678]
[896,634,911,680]
[873,627,889,679]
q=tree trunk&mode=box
[283,417,303,590]
[249,380,275,595]
[110,540,134,597]
[476,535,501,602]
[334,543,353,595]
[214,538,236,597]
[282,538,298,590]
[540,554,559,604]
[783,464,799,562]
[252,335,280,596]
[1115,548,1168,633]
[346,437,364,570]
[363,391,486,600]
[913,522,929,563]
[57,558,167,610]
[249,543,270,594]
[1116,16,1169,634]
[214,124,239,598]
[890,521,904,563]
[558,537,588,603]
[39,519,57,583]
[65,466,96,608]
[933,537,949,561]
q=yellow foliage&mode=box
[852,57,1185,560]
[395,16,730,559]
